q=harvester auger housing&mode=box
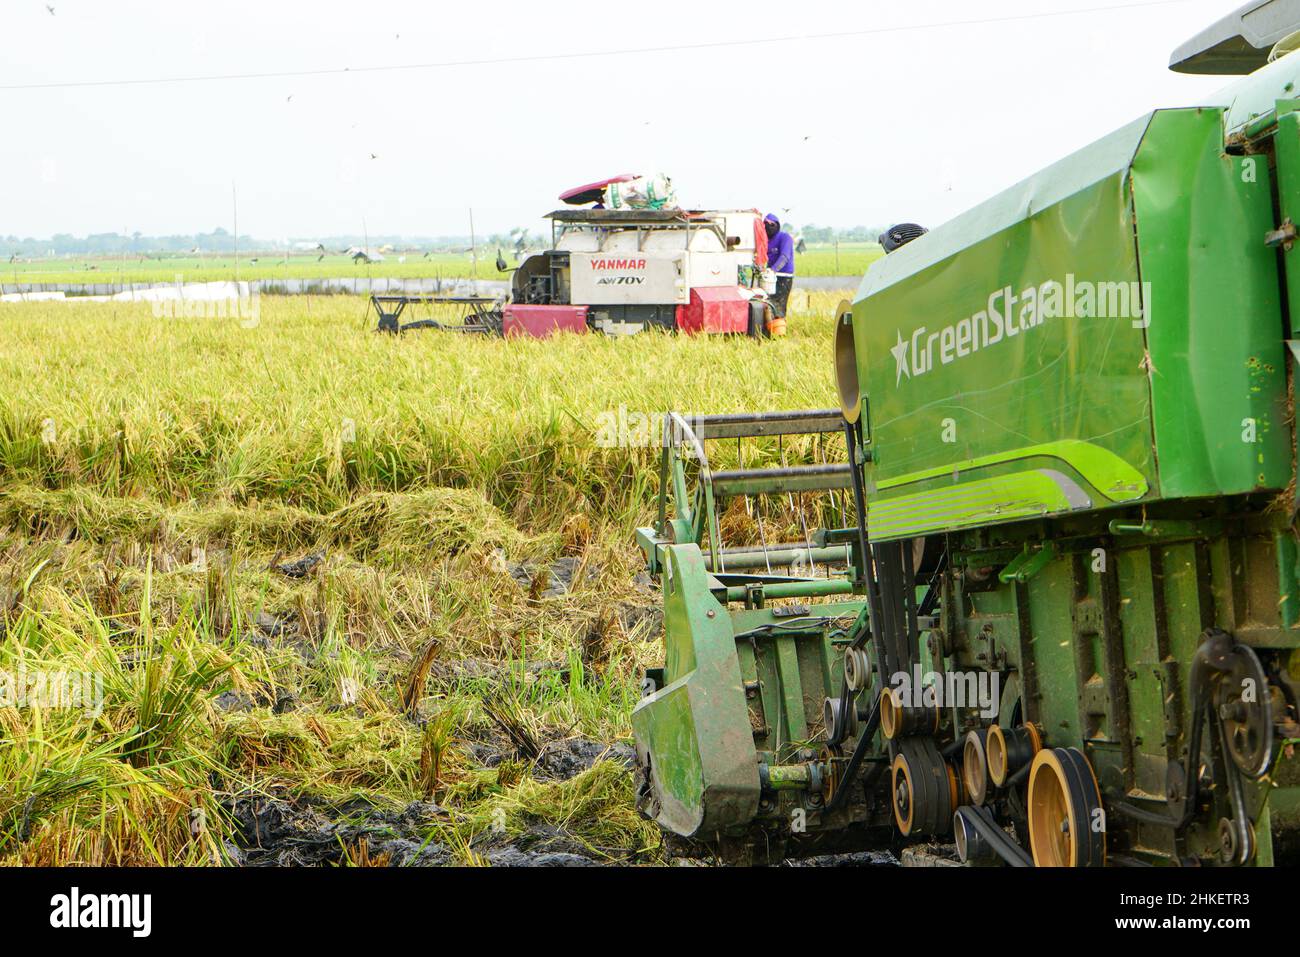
[633,4,1300,866]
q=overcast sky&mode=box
[0,0,1252,240]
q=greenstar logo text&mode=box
[891,274,1151,386]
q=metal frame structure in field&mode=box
[640,409,854,579]
[370,295,501,334]
[630,8,1300,866]
[633,410,875,855]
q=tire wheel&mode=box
[747,300,770,339]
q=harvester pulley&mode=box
[1110,629,1277,864]
[1213,639,1274,780]
[891,738,957,838]
[1026,747,1106,867]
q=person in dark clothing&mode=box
[764,213,795,318]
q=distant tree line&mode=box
[2,223,883,258]
[1,227,548,258]
[790,224,891,244]
[1,228,259,257]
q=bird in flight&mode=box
[45,4,55,14]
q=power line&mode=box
[1,0,1199,92]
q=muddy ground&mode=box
[221,733,904,867]
[224,736,638,867]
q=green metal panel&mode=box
[871,469,1096,540]
[873,439,1148,496]
[853,105,1290,540]
[856,164,1155,539]
[773,636,809,743]
[1113,547,1166,797]
[630,544,760,837]
[1023,561,1079,749]
[1131,108,1289,496]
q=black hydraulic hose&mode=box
[955,805,1034,867]
[825,690,881,813]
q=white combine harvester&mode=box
[374,174,782,338]
[506,173,778,337]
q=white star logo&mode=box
[890,330,911,385]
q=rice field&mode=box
[0,291,846,866]
[2,244,881,286]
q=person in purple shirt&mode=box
[764,213,795,318]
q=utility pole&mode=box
[469,208,477,279]
[233,181,239,283]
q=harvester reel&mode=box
[1027,747,1106,867]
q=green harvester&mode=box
[631,2,1300,866]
